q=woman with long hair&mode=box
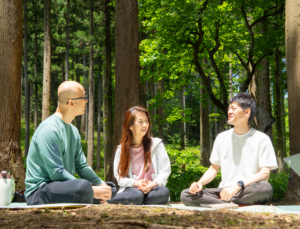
[108,106,171,205]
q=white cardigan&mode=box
[114,137,171,193]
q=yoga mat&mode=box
[0,203,94,209]
[130,204,300,214]
[2,203,300,214]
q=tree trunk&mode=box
[200,80,210,167]
[150,77,155,136]
[214,106,219,139]
[103,0,113,176]
[280,69,287,159]
[75,65,81,132]
[96,57,102,173]
[34,82,38,130]
[87,3,94,167]
[0,0,26,190]
[140,81,147,108]
[102,50,107,175]
[107,0,140,182]
[229,53,233,100]
[180,86,186,150]
[24,0,30,157]
[284,0,300,204]
[65,0,70,81]
[51,72,56,112]
[274,48,284,172]
[157,79,164,140]
[42,0,51,121]
[81,55,86,134]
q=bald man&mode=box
[25,81,116,205]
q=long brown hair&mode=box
[118,106,152,178]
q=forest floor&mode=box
[1,204,300,228]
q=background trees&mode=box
[1,0,295,202]
[0,0,26,190]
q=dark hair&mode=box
[117,106,152,178]
[229,92,256,125]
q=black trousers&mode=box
[26,179,117,205]
[108,186,170,205]
[180,181,273,207]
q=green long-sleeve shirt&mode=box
[25,114,103,199]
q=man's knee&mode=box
[74,179,93,203]
[180,188,192,205]
[257,181,273,198]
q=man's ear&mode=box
[245,108,251,116]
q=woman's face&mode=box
[129,111,149,140]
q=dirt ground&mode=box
[1,204,300,228]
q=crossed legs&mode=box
[180,181,273,207]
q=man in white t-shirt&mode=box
[181,93,278,207]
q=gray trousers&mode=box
[108,186,170,205]
[26,179,117,205]
[180,181,273,207]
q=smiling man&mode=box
[25,81,116,205]
[180,93,278,207]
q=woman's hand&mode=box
[139,181,158,194]
[134,179,148,188]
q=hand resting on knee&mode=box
[93,183,112,203]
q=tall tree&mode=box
[274,48,284,172]
[42,0,52,120]
[65,0,70,81]
[103,0,113,175]
[248,23,273,139]
[180,86,186,150]
[0,0,26,189]
[200,79,210,167]
[34,13,39,130]
[24,0,30,156]
[284,0,300,204]
[107,0,140,181]
[87,1,94,167]
[157,79,164,139]
[96,57,102,173]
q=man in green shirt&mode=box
[25,81,116,205]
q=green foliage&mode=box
[269,170,289,202]
[166,147,221,202]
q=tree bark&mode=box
[274,48,284,172]
[180,86,186,150]
[200,79,210,167]
[284,0,300,204]
[24,0,30,157]
[96,57,102,173]
[81,55,86,134]
[42,0,51,121]
[65,0,70,81]
[87,3,94,167]
[107,0,140,182]
[157,79,164,140]
[0,0,26,190]
[103,0,113,176]
[34,82,38,130]
[75,62,81,132]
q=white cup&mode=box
[0,171,12,206]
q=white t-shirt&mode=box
[210,128,278,188]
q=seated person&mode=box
[181,93,278,207]
[25,81,116,205]
[108,106,171,205]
